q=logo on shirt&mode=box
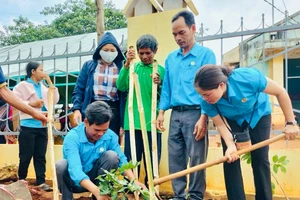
[241,98,247,103]
[191,61,195,66]
[99,147,104,153]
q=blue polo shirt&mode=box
[159,43,216,110]
[200,68,272,128]
[0,67,7,88]
[20,78,47,128]
[63,123,128,186]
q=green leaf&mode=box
[282,160,290,165]
[272,155,279,163]
[111,192,118,200]
[271,181,275,190]
[121,194,127,200]
[100,185,111,195]
[271,181,275,195]
[273,164,279,174]
[241,153,250,161]
[278,156,287,163]
[246,156,252,164]
[241,153,252,164]
[280,166,287,173]
[140,189,150,200]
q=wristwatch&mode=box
[286,120,297,126]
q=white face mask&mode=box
[99,50,118,63]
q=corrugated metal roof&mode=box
[0,28,128,77]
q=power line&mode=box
[263,0,300,24]
[263,0,300,44]
[281,0,288,11]
[263,0,285,15]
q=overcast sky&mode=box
[0,0,299,63]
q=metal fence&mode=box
[0,13,299,139]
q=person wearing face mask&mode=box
[72,32,126,143]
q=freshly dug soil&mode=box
[0,165,18,182]
[29,185,92,200]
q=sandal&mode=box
[38,183,53,192]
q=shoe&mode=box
[38,183,53,192]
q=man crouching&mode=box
[56,101,145,200]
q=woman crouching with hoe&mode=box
[194,64,298,200]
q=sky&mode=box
[0,0,299,63]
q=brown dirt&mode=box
[0,164,18,182]
[29,185,92,200]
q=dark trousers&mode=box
[0,135,5,144]
[222,114,272,200]
[104,100,120,136]
[168,109,208,200]
[18,126,48,185]
[124,130,162,184]
[56,151,119,200]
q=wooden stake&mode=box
[133,73,157,200]
[151,62,159,193]
[127,46,139,200]
[46,79,59,200]
[153,134,286,185]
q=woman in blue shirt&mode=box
[194,64,298,200]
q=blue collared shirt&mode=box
[20,78,46,128]
[159,43,216,110]
[63,123,128,186]
[0,67,6,85]
[200,68,272,128]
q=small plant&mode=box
[241,152,289,199]
[97,161,150,200]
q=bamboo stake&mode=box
[127,46,139,200]
[133,73,157,200]
[46,78,59,200]
[153,134,286,186]
[151,62,159,193]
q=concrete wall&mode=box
[1,144,299,198]
[127,8,182,64]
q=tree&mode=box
[0,0,127,46]
[103,1,127,30]
[40,0,97,36]
[0,16,62,46]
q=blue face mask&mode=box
[99,50,118,63]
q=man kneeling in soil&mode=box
[56,101,145,200]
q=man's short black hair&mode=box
[85,101,113,125]
[172,10,195,28]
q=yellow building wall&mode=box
[1,144,300,198]
[269,53,286,129]
[127,8,183,65]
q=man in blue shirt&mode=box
[0,66,47,124]
[156,11,216,200]
[56,101,145,200]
